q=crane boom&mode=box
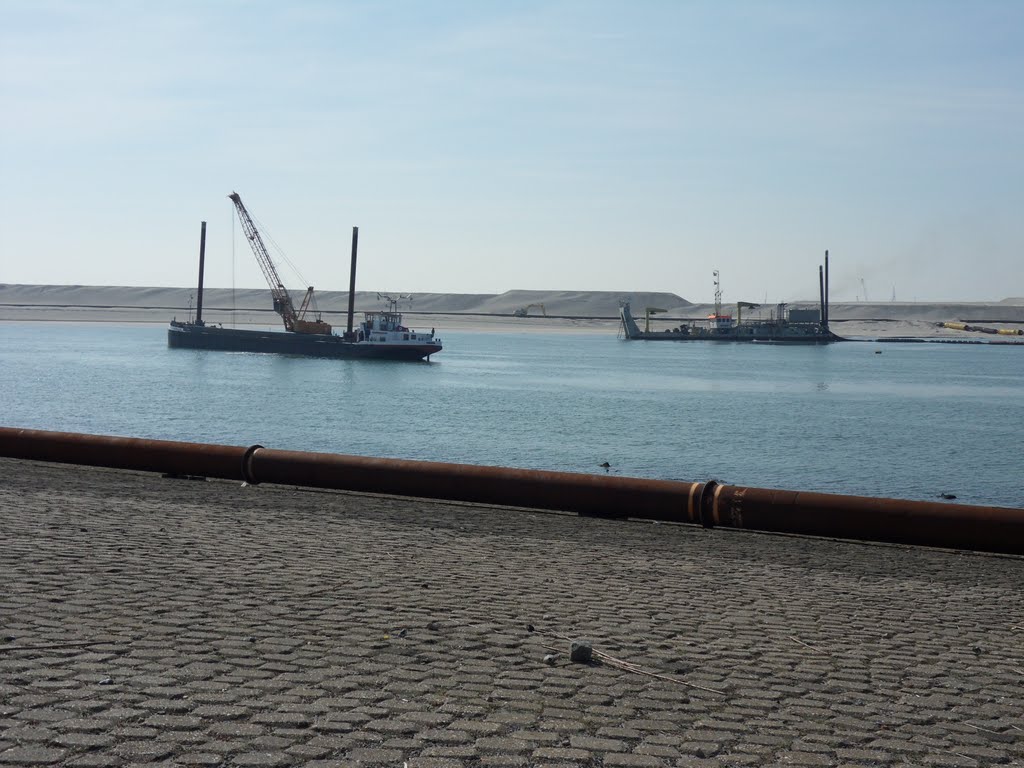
[228,192,330,335]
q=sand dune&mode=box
[0,284,687,317]
[2,284,1023,340]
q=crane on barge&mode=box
[228,191,332,335]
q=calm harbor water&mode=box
[1,322,1022,507]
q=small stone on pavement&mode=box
[569,639,593,662]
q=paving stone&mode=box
[284,743,331,759]
[399,712,454,726]
[346,747,407,763]
[10,708,73,724]
[99,708,147,721]
[174,754,224,766]
[64,755,125,767]
[775,751,837,765]
[250,712,312,727]
[834,747,892,762]
[419,729,472,744]
[111,740,176,761]
[251,735,296,750]
[510,729,561,744]
[921,755,982,768]
[421,746,479,758]
[635,742,682,757]
[110,725,160,739]
[602,753,669,766]
[479,757,531,767]
[143,714,203,730]
[53,732,115,748]
[0,727,54,743]
[475,737,534,753]
[365,718,419,734]
[0,746,67,765]
[600,727,645,740]
[191,705,248,720]
[945,744,1012,762]
[208,722,265,737]
[531,747,593,761]
[2,459,1023,768]
[449,720,504,735]
[231,752,292,766]
[714,755,762,766]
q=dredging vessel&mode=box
[620,256,840,343]
[168,193,442,361]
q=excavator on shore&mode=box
[513,303,547,318]
[229,192,332,335]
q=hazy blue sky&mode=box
[2,1,1021,302]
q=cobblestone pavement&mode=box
[1,458,1022,768]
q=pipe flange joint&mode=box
[699,479,719,529]
[241,444,263,485]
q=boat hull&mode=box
[168,322,440,360]
[618,304,840,343]
[623,329,841,343]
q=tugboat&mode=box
[168,192,441,361]
[620,261,841,344]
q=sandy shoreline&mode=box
[2,283,1024,339]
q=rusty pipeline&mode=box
[0,428,248,481]
[0,427,699,523]
[247,447,699,521]
[1,427,1021,555]
[707,484,1024,554]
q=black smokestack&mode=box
[824,249,830,327]
[195,221,207,326]
[819,265,825,327]
[346,226,359,336]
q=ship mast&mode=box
[713,270,722,318]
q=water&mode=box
[1,322,1022,507]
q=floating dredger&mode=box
[168,192,441,360]
[619,254,841,343]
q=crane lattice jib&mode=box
[229,192,297,331]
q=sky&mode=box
[1,1,1022,303]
